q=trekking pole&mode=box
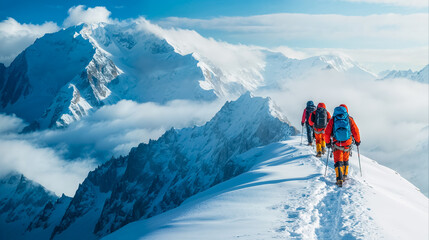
[300,125,303,145]
[324,147,330,176]
[357,145,362,177]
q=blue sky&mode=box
[1,0,427,24]
[0,0,427,72]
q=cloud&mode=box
[0,18,59,66]
[135,18,267,96]
[255,72,429,195]
[0,113,26,134]
[341,0,428,7]
[156,13,428,49]
[0,138,95,197]
[29,99,223,160]
[155,13,428,73]
[0,99,222,196]
[63,5,112,27]
[0,114,95,196]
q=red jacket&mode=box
[324,105,360,147]
[301,109,309,124]
[308,103,331,132]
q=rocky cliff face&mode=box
[50,156,128,240]
[0,173,60,239]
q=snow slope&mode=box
[104,137,428,240]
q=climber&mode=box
[301,101,316,145]
[308,103,331,157]
[324,104,360,187]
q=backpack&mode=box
[305,104,316,122]
[333,106,351,142]
[314,107,328,129]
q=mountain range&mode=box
[379,64,428,83]
[0,21,376,130]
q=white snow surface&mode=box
[104,137,428,240]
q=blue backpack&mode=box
[333,106,351,142]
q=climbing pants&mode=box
[333,149,350,181]
[315,133,326,153]
[305,123,314,144]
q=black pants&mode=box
[306,123,314,144]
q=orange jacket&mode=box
[308,103,331,131]
[324,105,360,147]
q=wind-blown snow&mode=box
[103,137,428,240]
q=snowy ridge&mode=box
[260,51,375,90]
[103,137,428,240]
[379,64,428,83]
[50,93,297,239]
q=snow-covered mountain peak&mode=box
[317,54,356,71]
[209,92,290,131]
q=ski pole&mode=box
[324,147,330,176]
[300,125,303,145]
[357,145,362,177]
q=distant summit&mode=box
[379,64,428,83]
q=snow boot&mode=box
[336,180,343,187]
[322,147,326,155]
[316,151,322,158]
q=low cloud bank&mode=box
[0,99,222,196]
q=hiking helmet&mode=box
[340,104,348,113]
[306,101,314,107]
